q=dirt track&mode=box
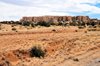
[0,25,100,66]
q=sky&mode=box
[0,0,100,21]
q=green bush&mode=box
[46,22,50,27]
[31,23,35,27]
[46,22,55,27]
[48,22,55,25]
[58,22,63,25]
[81,22,85,26]
[23,22,30,26]
[18,22,22,25]
[36,21,55,27]
[91,22,96,26]
[69,22,78,26]
[86,22,91,26]
[37,21,47,26]
[77,21,81,26]
[64,23,68,26]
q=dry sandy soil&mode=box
[0,24,100,66]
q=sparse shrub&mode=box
[52,29,56,31]
[0,23,2,30]
[18,22,22,25]
[93,25,98,28]
[30,43,45,58]
[81,22,85,26]
[58,22,63,25]
[75,30,78,32]
[23,22,30,26]
[48,22,55,25]
[86,22,97,26]
[78,26,84,29]
[46,24,50,27]
[87,28,96,31]
[69,22,78,26]
[91,22,96,26]
[87,28,100,31]
[86,22,91,26]
[37,21,47,26]
[73,58,79,61]
[12,27,16,31]
[84,31,87,33]
[31,23,35,27]
[64,23,68,26]
[11,25,14,27]
[77,21,82,26]
[16,31,18,32]
[27,27,31,30]
[46,22,50,27]
[88,25,93,28]
[36,21,55,27]
[45,22,55,27]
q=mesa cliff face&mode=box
[19,16,91,22]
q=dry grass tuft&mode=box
[12,27,16,31]
[30,43,45,58]
[87,28,100,31]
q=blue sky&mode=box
[0,0,100,21]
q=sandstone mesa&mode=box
[19,15,100,23]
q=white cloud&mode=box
[0,0,100,21]
[98,1,100,3]
[0,1,67,21]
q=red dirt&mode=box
[0,25,100,66]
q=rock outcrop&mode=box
[20,15,91,22]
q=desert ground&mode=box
[0,24,100,66]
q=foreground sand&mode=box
[0,24,100,66]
